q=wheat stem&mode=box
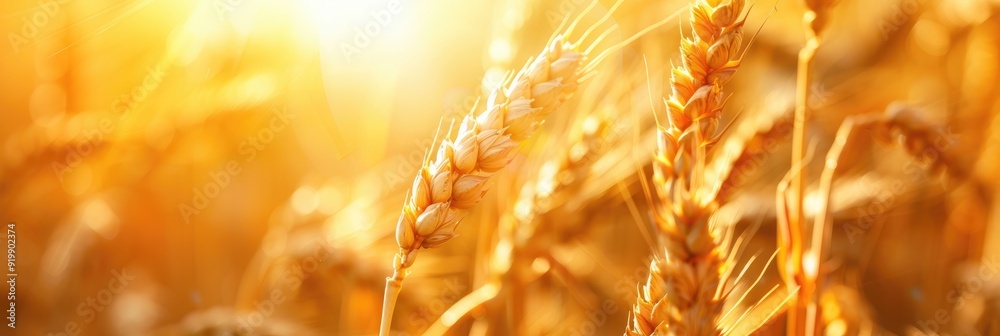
[379,268,406,336]
[786,1,834,333]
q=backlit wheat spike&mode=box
[875,103,961,178]
[380,3,685,334]
[626,0,748,335]
[423,35,665,336]
[392,35,585,256]
[420,114,620,336]
[512,83,626,239]
[381,34,586,336]
[513,110,617,243]
[707,111,794,204]
[505,115,614,327]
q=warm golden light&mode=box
[299,0,388,34]
[3,0,1000,335]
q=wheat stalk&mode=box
[777,103,954,335]
[783,0,837,333]
[626,0,749,334]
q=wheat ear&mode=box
[420,58,651,335]
[626,0,748,335]
[874,104,961,177]
[391,32,586,263]
[420,113,619,336]
[378,35,585,336]
[378,2,687,332]
[436,68,656,334]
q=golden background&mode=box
[1,0,999,335]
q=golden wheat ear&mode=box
[421,115,628,336]
[379,2,686,334]
[421,65,648,333]
[380,33,588,336]
[626,0,755,333]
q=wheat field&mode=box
[2,0,1000,335]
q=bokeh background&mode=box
[2,0,1000,335]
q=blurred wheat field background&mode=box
[2,0,1000,335]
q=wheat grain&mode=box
[626,0,748,334]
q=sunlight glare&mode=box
[299,0,387,36]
